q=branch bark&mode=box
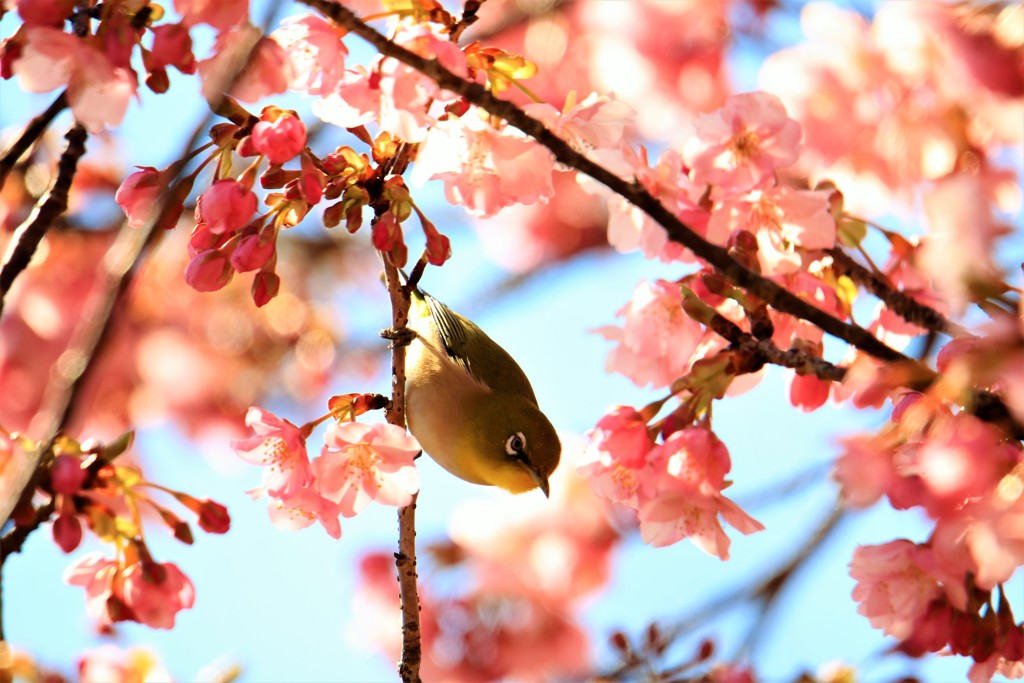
[826,248,966,337]
[0,123,88,318]
[0,92,68,190]
[382,259,422,683]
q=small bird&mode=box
[403,280,561,496]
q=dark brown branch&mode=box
[827,248,966,337]
[0,500,55,564]
[299,0,922,371]
[706,312,848,383]
[450,0,487,42]
[382,260,422,683]
[0,123,87,318]
[0,92,69,189]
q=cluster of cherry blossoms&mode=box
[3,429,228,630]
[231,397,420,539]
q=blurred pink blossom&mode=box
[597,279,704,388]
[271,13,348,96]
[850,540,943,640]
[412,112,555,218]
[685,91,802,194]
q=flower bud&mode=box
[53,514,83,553]
[185,249,233,292]
[51,455,87,494]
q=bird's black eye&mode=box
[505,431,527,458]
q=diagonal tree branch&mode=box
[0,123,88,318]
[826,248,966,337]
[0,92,69,190]
[299,0,923,370]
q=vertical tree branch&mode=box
[382,259,422,683]
[0,123,88,317]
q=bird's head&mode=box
[468,394,561,496]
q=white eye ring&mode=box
[505,432,526,457]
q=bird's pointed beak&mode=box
[527,467,550,498]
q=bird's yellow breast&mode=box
[405,309,491,485]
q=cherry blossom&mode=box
[595,145,707,263]
[12,27,136,132]
[705,185,835,276]
[146,23,197,75]
[312,421,420,517]
[411,111,556,218]
[77,645,171,683]
[638,428,764,558]
[313,25,469,142]
[920,173,1009,314]
[121,561,196,629]
[577,405,656,508]
[271,13,349,96]
[199,27,292,104]
[597,279,705,388]
[685,91,802,194]
[852,541,949,640]
[523,91,635,160]
[175,0,248,31]
[231,407,312,499]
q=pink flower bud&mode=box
[185,249,233,292]
[188,224,227,256]
[252,271,280,307]
[51,455,87,494]
[115,167,163,228]
[371,212,402,251]
[230,230,276,272]
[425,230,451,266]
[198,500,231,534]
[53,514,83,553]
[252,110,307,165]
[197,179,257,235]
[789,373,831,412]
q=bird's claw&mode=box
[380,326,416,348]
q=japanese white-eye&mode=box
[403,282,561,496]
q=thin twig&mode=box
[382,259,422,683]
[0,499,56,641]
[706,311,848,383]
[827,248,967,337]
[595,503,846,681]
[0,92,68,189]
[0,124,87,317]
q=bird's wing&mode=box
[420,290,539,403]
